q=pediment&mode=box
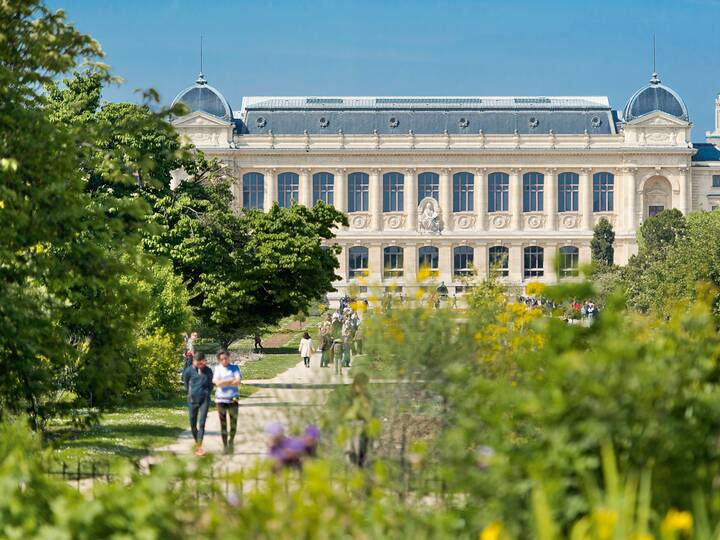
[172,111,232,128]
[625,111,690,128]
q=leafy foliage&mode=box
[591,217,615,268]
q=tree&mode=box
[146,167,348,349]
[637,208,687,254]
[591,217,615,268]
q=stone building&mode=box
[170,71,720,301]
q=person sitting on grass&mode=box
[181,352,213,456]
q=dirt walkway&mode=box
[153,351,351,471]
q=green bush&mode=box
[126,330,182,400]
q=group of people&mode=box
[181,349,242,456]
[568,299,600,322]
[316,302,363,373]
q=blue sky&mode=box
[48,0,720,138]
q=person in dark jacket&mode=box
[181,352,213,456]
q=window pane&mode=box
[523,246,544,278]
[277,172,299,208]
[348,246,369,278]
[593,172,614,212]
[453,172,474,212]
[489,246,509,277]
[383,172,405,212]
[418,246,439,271]
[453,246,474,276]
[383,246,404,278]
[418,172,439,202]
[242,172,264,209]
[488,172,509,212]
[347,172,369,212]
[557,172,579,213]
[559,246,579,277]
[522,172,544,212]
[312,172,334,206]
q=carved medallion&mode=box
[384,214,406,230]
[349,214,370,229]
[526,214,546,229]
[454,214,476,230]
[490,214,510,229]
[561,214,579,229]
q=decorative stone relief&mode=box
[349,214,370,229]
[384,213,406,230]
[525,214,546,229]
[417,197,442,235]
[490,213,510,229]
[560,214,580,229]
[593,214,617,227]
[453,213,476,230]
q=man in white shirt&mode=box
[212,350,242,454]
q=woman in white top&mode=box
[298,332,314,368]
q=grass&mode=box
[349,353,398,380]
[47,393,188,469]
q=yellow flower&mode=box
[662,509,693,534]
[480,521,502,540]
[0,200,4,209]
[592,508,618,540]
[417,266,433,283]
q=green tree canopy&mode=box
[591,217,615,269]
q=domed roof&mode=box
[171,73,233,122]
[623,73,688,123]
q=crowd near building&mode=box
[170,70,720,303]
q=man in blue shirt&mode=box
[212,350,242,454]
[181,352,213,456]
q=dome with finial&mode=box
[623,72,689,123]
[171,72,233,122]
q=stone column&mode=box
[405,168,418,231]
[231,178,243,213]
[300,168,312,207]
[404,244,418,283]
[543,243,557,283]
[676,166,688,215]
[369,169,382,231]
[263,168,276,211]
[579,244,592,267]
[476,168,486,231]
[440,168,453,231]
[334,168,347,213]
[368,243,383,281]
[545,168,557,230]
[510,168,522,231]
[580,168,593,230]
[475,244,488,280]
[508,244,523,283]
[438,244,452,284]
[624,167,637,232]
[337,244,348,284]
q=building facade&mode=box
[170,72,720,301]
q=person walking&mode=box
[319,328,333,368]
[254,333,264,353]
[181,352,213,456]
[213,350,242,455]
[298,331,314,368]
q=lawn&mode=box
[47,394,188,470]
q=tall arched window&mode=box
[242,172,264,209]
[453,172,474,212]
[559,246,579,277]
[488,172,509,212]
[418,172,439,202]
[523,246,544,278]
[488,245,509,277]
[383,172,404,212]
[523,172,544,212]
[348,246,369,278]
[277,172,299,208]
[383,246,404,278]
[453,246,474,277]
[557,172,579,212]
[312,172,334,205]
[347,172,369,212]
[418,246,439,273]
[593,172,614,212]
